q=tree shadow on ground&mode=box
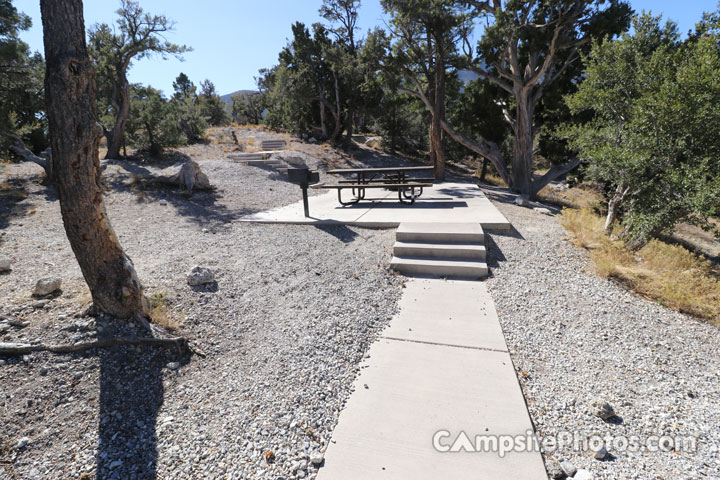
[0,180,56,232]
[95,323,188,479]
[103,155,260,229]
[314,224,359,243]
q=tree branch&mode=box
[531,157,582,195]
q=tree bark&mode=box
[179,118,198,144]
[604,183,629,235]
[319,90,327,138]
[41,0,148,319]
[104,75,129,159]
[512,91,534,196]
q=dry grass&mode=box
[560,208,720,325]
[147,291,183,331]
[537,184,605,211]
[0,182,29,202]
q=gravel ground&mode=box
[483,187,720,480]
[0,133,403,479]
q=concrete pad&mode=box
[317,339,546,480]
[237,182,511,231]
[382,279,507,352]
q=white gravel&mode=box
[483,188,720,480]
[0,136,403,479]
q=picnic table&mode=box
[312,166,434,206]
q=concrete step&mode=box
[396,222,484,244]
[390,256,488,279]
[246,159,275,166]
[261,140,286,150]
[393,241,486,260]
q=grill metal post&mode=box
[287,167,320,218]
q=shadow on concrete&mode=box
[367,200,469,210]
[315,224,360,243]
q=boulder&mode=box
[186,266,215,286]
[32,277,62,296]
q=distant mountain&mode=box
[220,90,258,106]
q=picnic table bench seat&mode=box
[312,182,432,205]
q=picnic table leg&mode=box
[338,187,361,206]
[398,186,417,205]
[402,186,423,199]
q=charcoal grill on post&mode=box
[287,167,320,217]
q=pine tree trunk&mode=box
[319,95,327,138]
[105,76,129,159]
[513,92,534,197]
[40,0,148,319]
[431,52,446,181]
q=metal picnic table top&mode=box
[326,166,434,175]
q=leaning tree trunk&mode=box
[513,91,534,197]
[41,0,147,318]
[105,76,130,159]
[430,58,446,181]
[604,183,630,235]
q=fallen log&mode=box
[0,130,50,177]
[0,336,190,356]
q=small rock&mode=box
[574,469,594,480]
[309,453,324,466]
[0,324,9,334]
[0,256,13,271]
[546,461,565,479]
[592,399,616,420]
[166,362,180,370]
[308,137,317,144]
[533,207,552,215]
[593,446,608,460]
[7,317,29,327]
[514,196,530,207]
[32,299,50,309]
[32,277,62,296]
[560,460,577,477]
[17,437,30,449]
[186,266,215,286]
[201,228,209,233]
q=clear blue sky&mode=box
[14,0,719,97]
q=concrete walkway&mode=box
[317,278,547,479]
[238,182,511,230]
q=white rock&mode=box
[32,278,62,296]
[309,453,324,465]
[0,256,13,271]
[560,460,577,477]
[514,196,530,207]
[186,266,215,286]
[574,469,594,480]
[17,437,30,449]
[533,207,552,215]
